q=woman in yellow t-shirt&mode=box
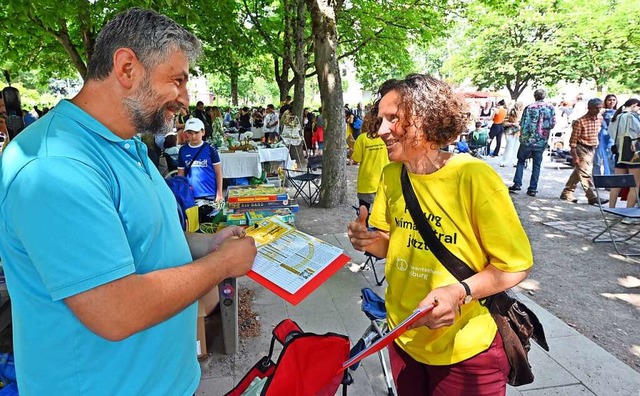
[351,111,389,213]
[347,74,533,395]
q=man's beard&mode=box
[123,77,181,136]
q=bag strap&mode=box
[400,165,475,281]
[185,143,208,176]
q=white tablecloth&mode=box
[219,148,293,179]
[258,147,293,168]
[219,151,262,178]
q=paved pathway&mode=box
[197,231,640,395]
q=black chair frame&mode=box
[285,156,322,206]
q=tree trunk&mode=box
[289,0,307,164]
[230,69,239,106]
[306,0,347,208]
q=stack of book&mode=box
[224,184,298,225]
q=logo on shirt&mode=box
[189,159,209,168]
[395,258,408,272]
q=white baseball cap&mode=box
[184,118,205,132]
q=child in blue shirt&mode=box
[178,118,223,200]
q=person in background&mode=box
[193,101,212,139]
[500,102,524,167]
[569,93,587,124]
[346,110,356,164]
[303,108,315,157]
[593,94,617,176]
[509,89,556,197]
[608,98,640,207]
[478,101,493,125]
[178,118,223,201]
[175,106,189,145]
[351,105,389,214]
[163,133,180,162]
[223,107,233,127]
[210,106,224,146]
[347,74,532,395]
[488,99,507,157]
[312,119,324,156]
[262,104,279,143]
[560,98,608,205]
[237,106,252,132]
[22,109,37,127]
[252,107,264,128]
[279,95,292,115]
[355,102,364,119]
[0,9,256,395]
[0,114,10,154]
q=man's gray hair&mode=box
[86,8,201,81]
[587,98,603,107]
[533,89,547,101]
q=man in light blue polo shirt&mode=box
[0,9,257,395]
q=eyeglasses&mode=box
[185,130,202,134]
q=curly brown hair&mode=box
[372,74,468,147]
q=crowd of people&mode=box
[460,91,640,205]
[0,7,638,396]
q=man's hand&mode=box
[209,226,246,251]
[571,150,580,166]
[207,236,256,279]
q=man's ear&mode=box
[112,48,142,90]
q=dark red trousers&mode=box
[388,332,509,396]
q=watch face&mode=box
[464,295,473,305]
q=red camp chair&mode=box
[226,319,352,396]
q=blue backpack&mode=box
[165,176,196,230]
[352,116,363,130]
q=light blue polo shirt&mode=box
[0,100,199,395]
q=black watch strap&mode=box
[461,281,472,304]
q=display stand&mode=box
[280,115,306,165]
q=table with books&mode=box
[223,184,298,228]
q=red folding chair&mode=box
[226,319,351,396]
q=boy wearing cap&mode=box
[178,118,223,200]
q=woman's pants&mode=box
[388,332,509,396]
[500,134,520,166]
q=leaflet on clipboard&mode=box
[245,217,350,305]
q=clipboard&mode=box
[247,253,351,305]
[341,304,436,371]
[245,217,351,306]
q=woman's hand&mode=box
[408,283,466,330]
[347,206,383,251]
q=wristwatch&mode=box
[460,281,472,305]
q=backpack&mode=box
[165,175,198,232]
[226,319,350,396]
[456,140,470,153]
[352,116,363,130]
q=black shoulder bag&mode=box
[400,165,549,386]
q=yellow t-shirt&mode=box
[352,134,389,194]
[369,156,533,365]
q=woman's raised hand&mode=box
[347,206,382,251]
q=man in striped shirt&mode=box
[560,98,608,205]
